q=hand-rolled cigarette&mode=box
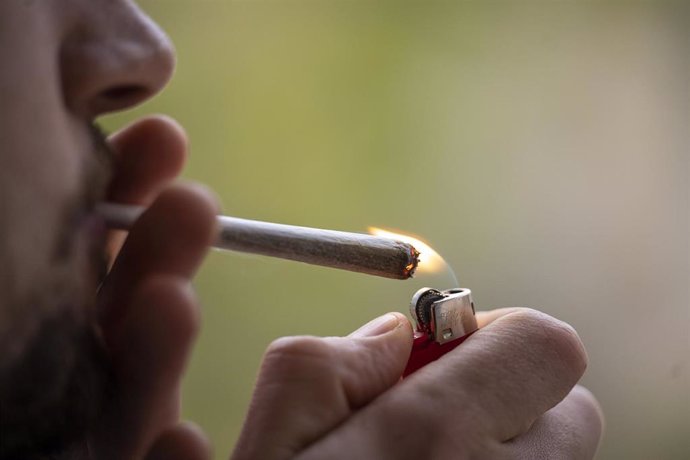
[96,202,420,280]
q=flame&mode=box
[368,227,446,274]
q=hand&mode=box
[232,308,604,459]
[74,116,217,459]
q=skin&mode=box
[0,0,603,459]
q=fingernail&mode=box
[351,313,401,337]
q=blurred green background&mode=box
[104,1,689,459]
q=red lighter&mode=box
[403,287,479,377]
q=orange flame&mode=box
[368,227,446,274]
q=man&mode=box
[0,1,603,459]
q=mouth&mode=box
[82,123,115,283]
[53,122,114,281]
[81,212,110,285]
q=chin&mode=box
[0,271,111,459]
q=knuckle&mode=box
[262,336,333,374]
[510,308,588,378]
[545,318,588,378]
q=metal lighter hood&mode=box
[410,288,477,345]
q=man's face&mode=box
[0,0,174,456]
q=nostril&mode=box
[101,85,149,102]
[90,85,153,115]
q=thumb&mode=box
[232,312,413,460]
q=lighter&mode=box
[403,287,479,377]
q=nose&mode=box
[60,1,175,118]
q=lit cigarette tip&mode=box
[404,247,421,278]
[368,227,445,275]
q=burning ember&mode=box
[368,227,446,275]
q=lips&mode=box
[79,211,109,284]
[72,122,114,281]
[81,212,106,242]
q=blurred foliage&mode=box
[104,1,689,459]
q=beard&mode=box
[0,259,112,460]
[0,124,114,459]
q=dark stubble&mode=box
[0,124,114,459]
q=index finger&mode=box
[104,115,188,258]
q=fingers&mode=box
[98,183,218,336]
[231,313,413,460]
[144,422,212,460]
[475,307,523,328]
[107,115,187,204]
[416,308,588,441]
[297,308,588,459]
[91,276,202,459]
[92,116,214,458]
[504,385,604,459]
[105,115,188,257]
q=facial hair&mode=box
[0,124,114,459]
[0,272,111,459]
